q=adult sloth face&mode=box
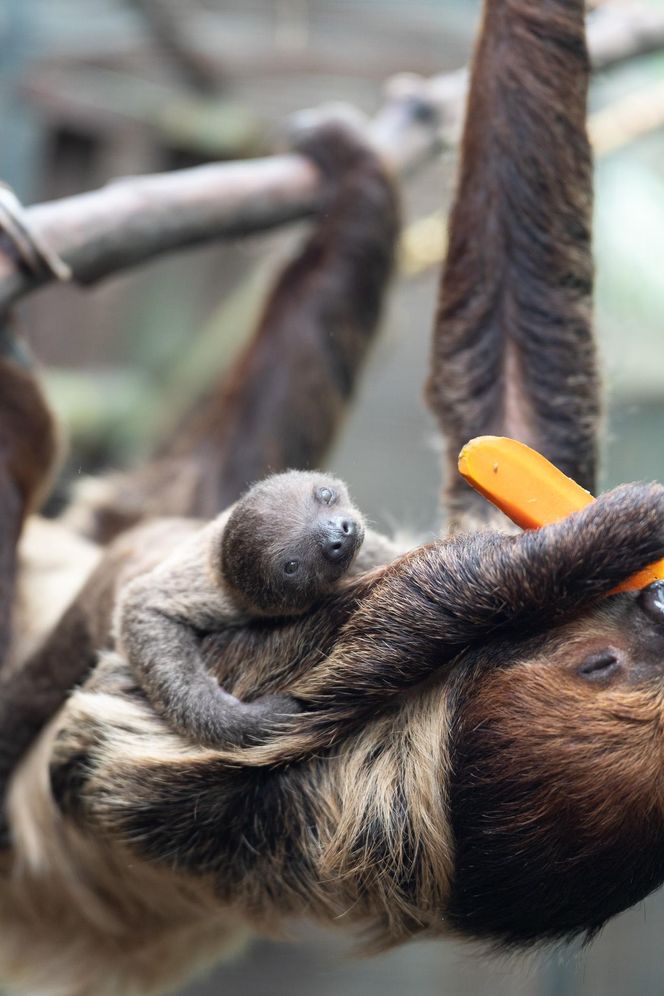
[447,588,664,947]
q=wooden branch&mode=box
[0,156,320,314]
[590,77,664,157]
[588,5,664,69]
[0,2,662,317]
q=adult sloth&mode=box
[3,2,664,995]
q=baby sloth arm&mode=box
[116,516,297,747]
[116,470,370,747]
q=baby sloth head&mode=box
[219,470,365,616]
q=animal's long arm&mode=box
[425,0,598,530]
[67,115,400,543]
[458,435,664,592]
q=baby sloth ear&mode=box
[217,498,269,604]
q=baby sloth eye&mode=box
[315,486,335,505]
[283,560,300,576]
[577,650,621,684]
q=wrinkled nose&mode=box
[320,516,359,564]
[637,582,664,624]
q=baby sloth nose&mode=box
[320,516,358,563]
[637,581,664,624]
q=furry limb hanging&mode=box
[0,2,661,318]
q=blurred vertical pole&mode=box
[0,0,43,201]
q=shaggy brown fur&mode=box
[0,328,58,667]
[0,116,403,824]
[66,115,400,544]
[426,0,598,529]
[447,598,664,945]
[2,1,664,994]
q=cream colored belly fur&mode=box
[1,516,248,995]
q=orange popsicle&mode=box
[458,435,664,593]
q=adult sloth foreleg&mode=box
[426,0,598,529]
[68,115,400,543]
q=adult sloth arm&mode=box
[425,0,598,530]
[188,482,664,766]
[66,111,400,542]
[0,112,402,815]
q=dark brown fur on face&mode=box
[447,593,664,946]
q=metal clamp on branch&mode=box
[0,183,71,283]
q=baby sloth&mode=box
[115,470,365,746]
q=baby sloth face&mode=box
[220,470,365,616]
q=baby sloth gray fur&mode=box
[115,470,366,746]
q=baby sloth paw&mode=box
[223,692,303,748]
[246,692,303,727]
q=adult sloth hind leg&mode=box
[68,113,400,543]
[425,0,598,530]
[187,110,401,513]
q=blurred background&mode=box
[1,0,664,993]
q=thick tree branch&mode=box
[0,155,320,311]
[589,4,664,69]
[0,3,661,317]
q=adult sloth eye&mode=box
[284,560,300,575]
[315,487,335,505]
[578,651,620,683]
